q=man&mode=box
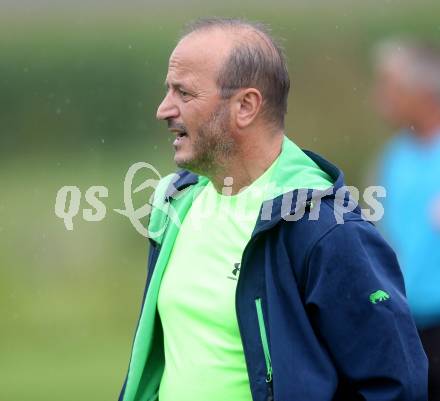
[374,39,440,401]
[119,19,427,401]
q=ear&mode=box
[232,88,263,129]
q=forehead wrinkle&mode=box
[169,54,216,80]
[167,53,203,88]
[164,65,195,94]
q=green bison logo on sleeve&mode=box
[369,290,390,304]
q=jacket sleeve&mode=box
[304,219,428,401]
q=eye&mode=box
[178,88,191,99]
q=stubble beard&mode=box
[177,101,236,176]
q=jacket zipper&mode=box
[255,297,274,400]
[237,229,276,401]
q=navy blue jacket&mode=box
[119,150,428,401]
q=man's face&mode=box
[156,31,235,174]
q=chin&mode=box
[174,153,194,169]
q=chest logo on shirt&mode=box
[227,263,241,281]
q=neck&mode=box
[209,132,284,195]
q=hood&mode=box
[148,136,356,243]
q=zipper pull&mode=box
[266,365,273,383]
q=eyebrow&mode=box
[164,80,185,90]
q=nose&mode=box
[156,91,179,121]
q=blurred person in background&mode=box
[374,39,440,401]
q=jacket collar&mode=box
[253,149,351,235]
[165,139,357,234]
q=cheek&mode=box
[180,106,199,128]
[396,91,419,117]
[381,86,412,117]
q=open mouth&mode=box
[173,131,188,146]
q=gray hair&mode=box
[181,17,290,129]
[374,38,440,99]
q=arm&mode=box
[305,220,428,401]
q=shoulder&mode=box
[278,197,386,281]
[281,196,368,247]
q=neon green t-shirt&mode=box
[157,158,279,401]
[154,137,333,401]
